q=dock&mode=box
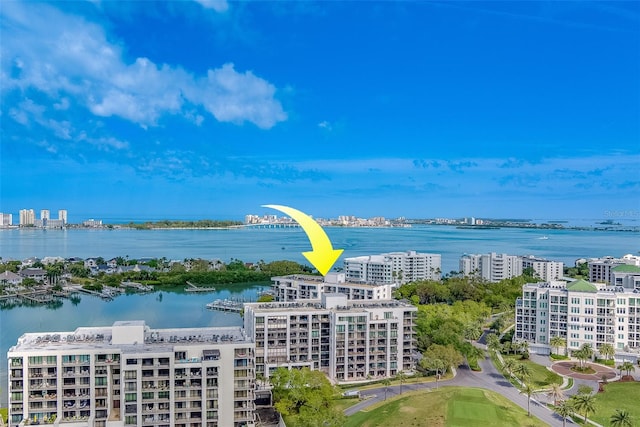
[121,281,153,293]
[206,299,243,313]
[185,281,216,293]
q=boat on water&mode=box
[538,236,549,240]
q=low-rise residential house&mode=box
[19,268,47,282]
[106,258,118,268]
[21,257,40,268]
[42,256,65,265]
[84,258,99,269]
[117,264,155,274]
[0,270,23,285]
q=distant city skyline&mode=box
[1,2,639,219]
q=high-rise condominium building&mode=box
[19,209,36,226]
[8,321,255,427]
[58,210,68,224]
[244,293,418,382]
[272,273,394,302]
[459,253,522,282]
[0,213,13,226]
[41,210,50,220]
[344,250,441,284]
[521,256,564,281]
[515,280,640,362]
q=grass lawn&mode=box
[345,386,548,427]
[587,382,640,426]
[502,354,562,389]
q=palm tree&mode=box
[547,383,565,406]
[397,371,406,395]
[502,358,516,378]
[554,400,574,427]
[486,333,501,353]
[381,378,391,400]
[550,336,566,356]
[618,361,635,377]
[514,363,531,382]
[522,382,536,417]
[610,409,634,427]
[598,343,615,362]
[572,392,596,423]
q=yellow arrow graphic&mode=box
[262,204,344,276]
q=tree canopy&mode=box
[270,367,344,427]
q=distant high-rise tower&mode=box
[40,209,50,220]
[58,209,67,224]
[19,209,35,226]
[0,213,12,226]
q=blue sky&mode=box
[1,1,639,222]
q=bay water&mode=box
[1,225,638,406]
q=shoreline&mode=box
[3,223,639,232]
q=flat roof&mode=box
[9,322,249,353]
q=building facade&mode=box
[0,213,13,226]
[459,253,522,282]
[8,321,255,427]
[515,280,640,363]
[271,273,393,302]
[19,209,36,226]
[521,256,564,281]
[589,255,640,283]
[344,251,441,284]
[244,294,418,382]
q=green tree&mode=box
[486,333,501,353]
[381,378,391,400]
[397,371,407,395]
[550,336,566,356]
[420,356,445,389]
[572,392,596,423]
[610,409,634,427]
[575,343,594,368]
[514,363,531,382]
[598,343,615,361]
[502,358,516,378]
[554,400,574,427]
[522,382,536,417]
[270,367,344,426]
[618,361,635,377]
[547,383,565,406]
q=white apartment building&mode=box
[611,265,640,289]
[272,273,394,302]
[0,213,13,226]
[521,256,564,281]
[8,321,255,427]
[589,255,640,283]
[41,210,51,220]
[459,253,522,282]
[58,210,68,224]
[19,209,36,226]
[515,280,640,363]
[344,250,441,284]
[244,294,418,382]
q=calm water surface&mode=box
[1,225,638,406]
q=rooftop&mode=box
[9,321,248,353]
[566,279,599,293]
[612,264,640,273]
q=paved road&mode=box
[345,354,569,426]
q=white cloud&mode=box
[1,2,286,129]
[318,121,332,130]
[194,0,229,13]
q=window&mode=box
[255,316,264,324]
[125,393,137,402]
[336,325,345,332]
[46,356,56,365]
[126,359,138,365]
